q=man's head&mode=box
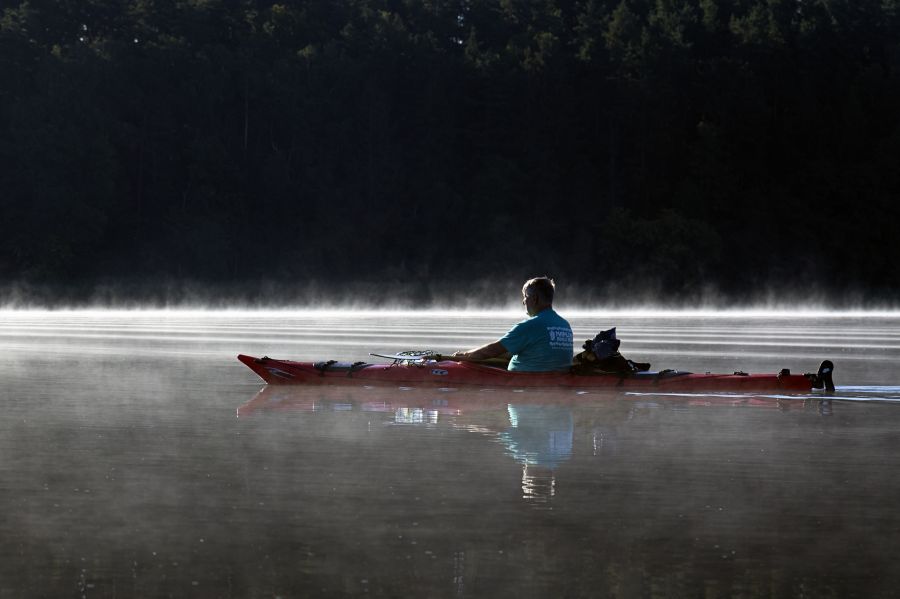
[522,276,555,316]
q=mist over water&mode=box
[2,309,899,596]
[5,278,900,313]
[4,308,900,384]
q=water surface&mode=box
[1,310,899,597]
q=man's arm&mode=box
[452,340,508,361]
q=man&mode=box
[453,277,574,372]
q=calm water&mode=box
[2,310,899,598]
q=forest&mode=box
[1,0,899,306]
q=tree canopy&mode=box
[1,0,899,305]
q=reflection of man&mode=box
[453,277,574,372]
[500,405,574,469]
[499,404,574,504]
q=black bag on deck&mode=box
[590,328,620,359]
[571,328,651,376]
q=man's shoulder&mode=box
[506,309,570,335]
[541,309,571,328]
[511,314,540,328]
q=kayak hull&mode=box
[237,354,817,392]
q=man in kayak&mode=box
[453,277,574,372]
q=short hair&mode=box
[522,276,555,304]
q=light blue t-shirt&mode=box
[499,308,574,372]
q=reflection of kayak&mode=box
[236,384,815,419]
[237,354,834,392]
[237,383,587,417]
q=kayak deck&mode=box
[237,354,825,392]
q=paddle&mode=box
[369,351,508,366]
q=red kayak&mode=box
[237,354,834,392]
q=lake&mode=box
[1,310,899,597]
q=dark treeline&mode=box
[1,0,899,305]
